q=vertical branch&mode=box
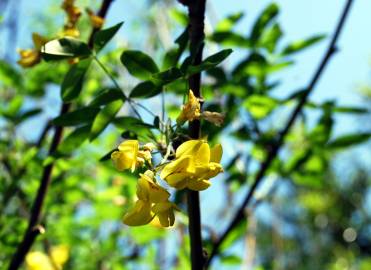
[7,1,115,269]
[205,0,355,267]
[180,0,207,269]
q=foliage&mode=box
[0,1,370,270]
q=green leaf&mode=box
[17,108,42,123]
[41,37,91,61]
[59,125,91,153]
[152,67,183,84]
[282,34,326,55]
[186,49,233,75]
[243,95,278,119]
[53,107,100,126]
[120,50,159,79]
[89,88,125,106]
[220,255,242,265]
[93,22,124,52]
[0,60,22,88]
[61,59,92,102]
[332,106,369,114]
[216,12,244,31]
[259,23,282,52]
[90,99,124,141]
[112,116,153,140]
[327,133,371,149]
[250,3,279,45]
[210,31,250,48]
[129,80,162,99]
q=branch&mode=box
[205,0,355,267]
[183,0,207,269]
[7,1,115,269]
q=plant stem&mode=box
[205,0,355,267]
[7,1,115,269]
[181,0,207,269]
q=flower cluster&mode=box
[17,0,104,68]
[111,139,223,227]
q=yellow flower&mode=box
[61,0,81,37]
[152,201,177,227]
[123,170,172,227]
[86,8,105,29]
[50,245,69,268]
[17,33,48,68]
[25,245,69,270]
[202,111,225,127]
[26,251,53,270]
[111,140,139,172]
[123,199,153,226]
[176,90,201,124]
[161,140,223,191]
[111,140,155,172]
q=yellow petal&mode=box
[32,33,48,50]
[17,49,40,68]
[210,144,222,163]
[176,90,201,124]
[62,27,80,38]
[25,251,53,270]
[175,140,203,158]
[194,141,210,165]
[160,155,195,179]
[165,173,189,189]
[111,151,134,171]
[187,179,211,191]
[200,162,223,180]
[152,202,175,227]
[123,200,153,226]
[50,245,69,267]
[116,140,139,172]
[137,171,170,203]
[86,8,105,28]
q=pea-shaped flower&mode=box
[111,140,139,172]
[160,140,223,190]
[123,171,176,227]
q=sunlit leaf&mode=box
[282,34,326,55]
[216,12,244,31]
[250,3,279,45]
[41,37,91,60]
[243,95,278,119]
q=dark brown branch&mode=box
[7,1,115,269]
[205,0,355,267]
[183,0,207,269]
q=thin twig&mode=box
[205,0,355,267]
[7,1,115,269]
